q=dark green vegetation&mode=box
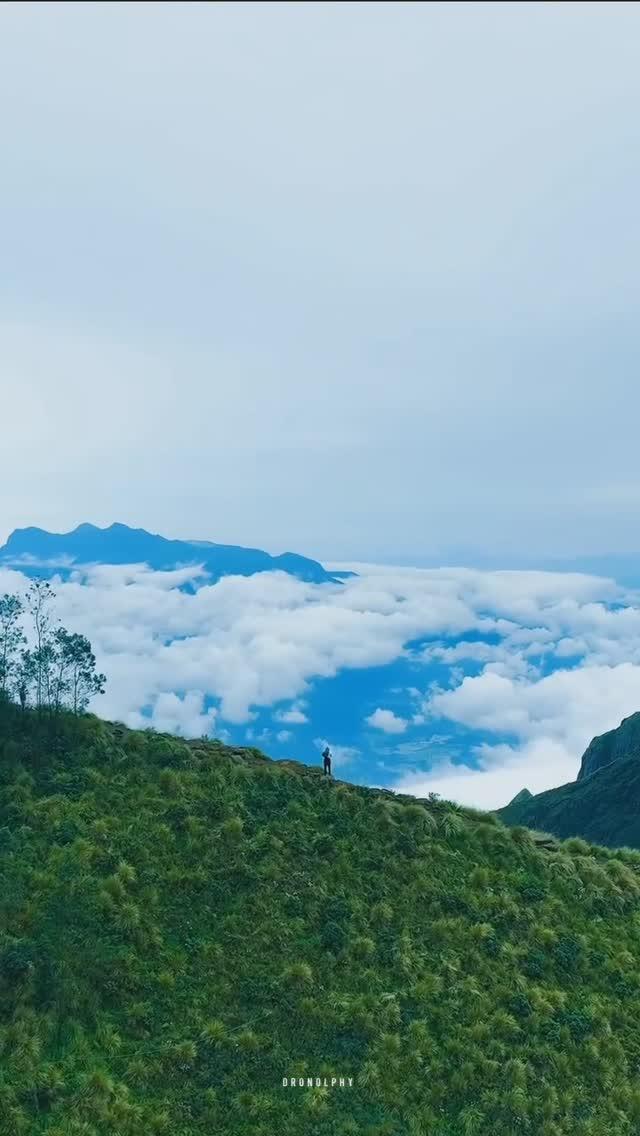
[500,713,640,848]
[4,709,640,1133]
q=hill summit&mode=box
[3,702,640,1134]
[507,788,533,806]
[0,523,338,585]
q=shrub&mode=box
[201,1020,226,1047]
[0,939,38,982]
[282,961,313,985]
[510,826,535,847]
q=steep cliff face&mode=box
[577,711,640,780]
[499,712,640,848]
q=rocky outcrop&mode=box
[577,711,640,780]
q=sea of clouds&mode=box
[3,560,640,809]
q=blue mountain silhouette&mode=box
[0,523,338,585]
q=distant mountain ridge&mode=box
[499,712,640,847]
[0,523,339,585]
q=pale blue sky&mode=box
[1,2,639,561]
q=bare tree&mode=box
[0,593,26,700]
[25,580,58,709]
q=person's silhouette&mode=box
[322,745,332,776]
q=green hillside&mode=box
[3,704,640,1135]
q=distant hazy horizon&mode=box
[3,518,640,581]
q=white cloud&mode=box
[397,662,640,809]
[366,707,408,734]
[429,663,640,758]
[127,690,217,739]
[35,561,507,725]
[274,705,309,725]
[245,726,274,746]
[392,738,577,812]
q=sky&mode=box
[2,2,640,562]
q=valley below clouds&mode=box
[3,559,640,810]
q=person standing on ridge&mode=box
[322,745,332,777]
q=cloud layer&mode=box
[4,560,640,808]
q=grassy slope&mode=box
[499,756,640,849]
[3,707,640,1135]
